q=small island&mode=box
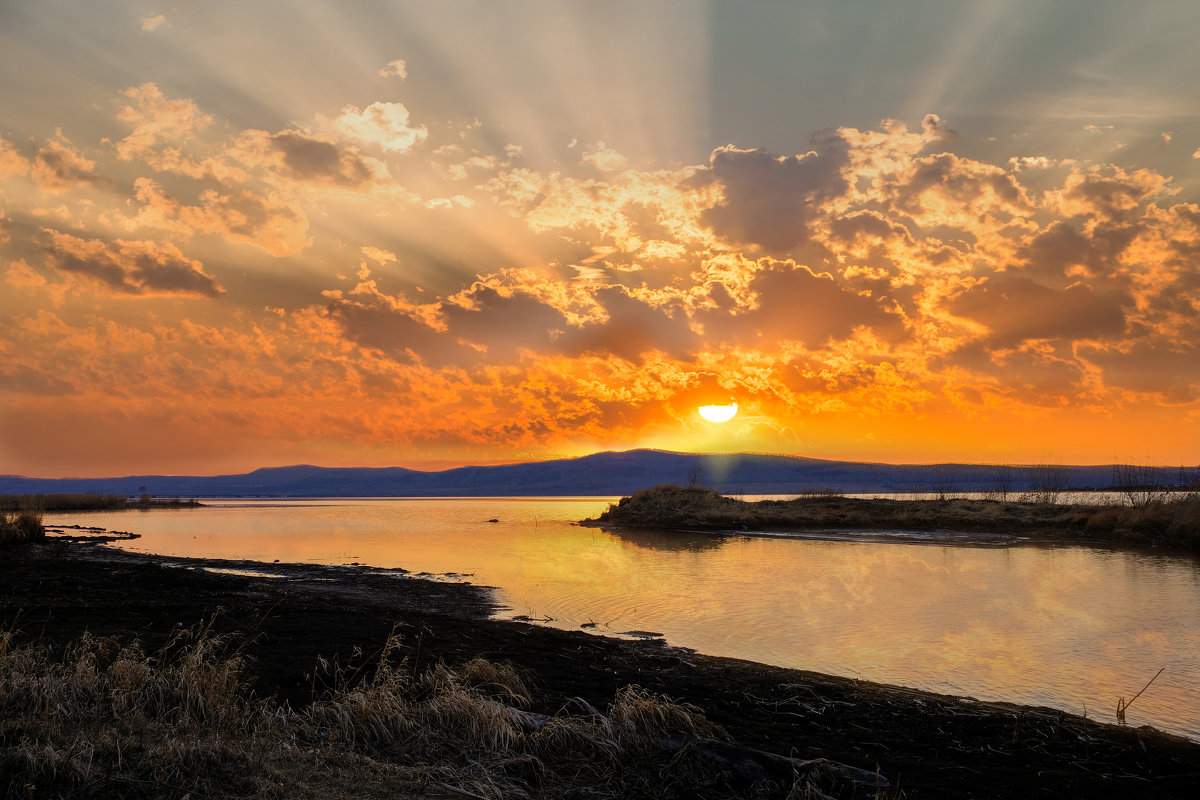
[581,484,1200,549]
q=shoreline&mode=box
[3,540,1200,798]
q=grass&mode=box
[0,493,201,512]
[582,484,1200,549]
[0,621,865,799]
[0,511,44,546]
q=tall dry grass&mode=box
[1,621,850,799]
[0,493,129,512]
[0,510,43,546]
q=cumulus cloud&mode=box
[0,137,30,177]
[920,113,955,139]
[181,189,310,257]
[140,14,167,31]
[581,143,629,172]
[698,134,850,252]
[698,260,902,348]
[115,83,211,167]
[379,59,408,78]
[114,178,310,257]
[32,132,109,192]
[1047,166,1170,222]
[43,229,223,297]
[945,277,1128,348]
[333,102,427,153]
[265,130,378,186]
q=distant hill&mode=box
[3,449,1185,498]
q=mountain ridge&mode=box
[1,449,1173,497]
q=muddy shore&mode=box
[3,540,1199,798]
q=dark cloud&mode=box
[946,277,1127,348]
[561,285,696,363]
[33,139,111,192]
[698,261,901,347]
[271,130,374,186]
[439,283,570,361]
[827,210,913,244]
[944,342,1086,404]
[698,132,850,252]
[1017,221,1138,282]
[1058,170,1163,222]
[886,153,1027,218]
[325,298,460,365]
[43,231,223,297]
[1079,341,1200,403]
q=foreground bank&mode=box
[2,542,1198,799]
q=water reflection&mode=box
[44,498,1200,741]
[606,527,730,553]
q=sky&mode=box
[2,0,1200,478]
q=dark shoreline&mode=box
[4,540,1200,798]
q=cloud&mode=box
[140,14,167,32]
[181,189,311,257]
[333,102,427,153]
[698,134,850,252]
[266,130,377,186]
[560,285,695,363]
[361,246,396,264]
[42,230,224,297]
[32,132,109,192]
[581,143,629,172]
[1047,166,1170,222]
[1079,340,1200,402]
[945,277,1127,349]
[0,137,30,177]
[115,83,212,169]
[379,59,408,78]
[698,260,902,348]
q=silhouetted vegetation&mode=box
[584,484,1200,549]
[0,621,878,799]
[0,510,43,546]
[0,493,200,512]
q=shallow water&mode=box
[45,497,1200,740]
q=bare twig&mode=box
[1116,667,1165,724]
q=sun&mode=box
[698,402,738,423]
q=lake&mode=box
[45,497,1200,740]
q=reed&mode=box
[1,622,842,799]
[0,510,44,545]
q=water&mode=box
[44,497,1200,740]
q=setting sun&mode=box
[698,403,738,423]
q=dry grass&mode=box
[583,484,1200,549]
[0,493,130,512]
[1,621,855,799]
[0,511,44,546]
[0,493,201,513]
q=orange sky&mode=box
[3,2,1200,478]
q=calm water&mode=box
[45,497,1200,740]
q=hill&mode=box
[0,449,1172,497]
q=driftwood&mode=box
[492,698,888,793]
